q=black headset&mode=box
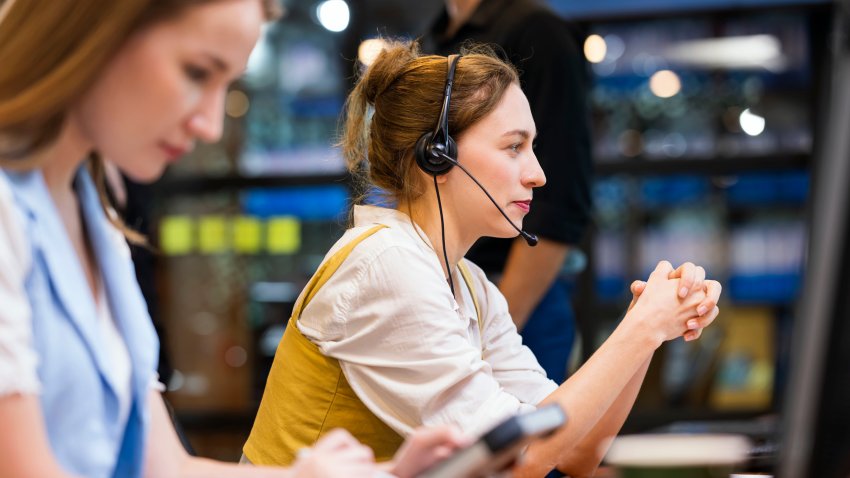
[414,54,461,176]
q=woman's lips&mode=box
[160,143,189,162]
[512,200,531,213]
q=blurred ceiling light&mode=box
[739,108,766,136]
[226,90,250,118]
[584,34,607,63]
[317,0,349,32]
[649,70,681,98]
[664,34,786,71]
[358,38,387,67]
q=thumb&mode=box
[630,280,647,295]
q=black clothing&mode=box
[422,0,593,274]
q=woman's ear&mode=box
[412,167,449,187]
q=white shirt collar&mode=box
[352,204,437,252]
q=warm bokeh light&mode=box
[739,108,766,136]
[584,34,607,63]
[358,38,388,67]
[225,90,250,118]
[649,69,681,98]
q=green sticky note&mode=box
[198,216,229,254]
[266,216,301,254]
[233,216,263,254]
[159,216,194,255]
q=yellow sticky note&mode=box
[198,216,229,254]
[159,216,194,255]
[233,216,263,254]
[266,216,301,254]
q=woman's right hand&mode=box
[624,261,716,346]
[290,429,377,478]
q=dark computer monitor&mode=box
[777,2,850,476]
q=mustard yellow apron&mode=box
[243,224,481,465]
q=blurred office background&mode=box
[140,0,831,469]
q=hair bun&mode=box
[361,41,419,104]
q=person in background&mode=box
[244,41,721,478]
[422,0,594,384]
[0,1,464,477]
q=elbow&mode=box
[555,441,612,478]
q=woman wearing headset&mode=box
[244,41,723,477]
[0,2,464,477]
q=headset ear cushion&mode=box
[414,132,455,176]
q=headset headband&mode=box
[430,54,461,154]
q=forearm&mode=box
[145,392,291,478]
[556,356,653,477]
[513,322,659,478]
[499,238,570,330]
[0,394,83,478]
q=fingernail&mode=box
[697,305,707,316]
[688,319,699,329]
[684,334,694,342]
[679,287,688,298]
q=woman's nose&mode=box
[523,152,546,188]
[187,90,225,143]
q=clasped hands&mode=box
[627,261,722,343]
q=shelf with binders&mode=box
[153,183,350,402]
[149,181,351,459]
[591,171,808,306]
[583,171,808,427]
[573,6,824,426]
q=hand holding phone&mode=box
[417,404,567,478]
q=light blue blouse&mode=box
[1,167,159,478]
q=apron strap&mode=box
[291,224,388,321]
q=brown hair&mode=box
[340,40,519,207]
[0,0,281,242]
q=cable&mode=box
[433,174,455,296]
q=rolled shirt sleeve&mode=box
[0,175,40,397]
[471,261,559,404]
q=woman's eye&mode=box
[184,64,211,83]
[510,143,521,153]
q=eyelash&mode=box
[184,64,211,83]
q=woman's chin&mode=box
[122,163,167,184]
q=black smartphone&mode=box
[418,404,567,478]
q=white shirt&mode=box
[297,205,558,437]
[0,174,40,396]
[0,173,138,429]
